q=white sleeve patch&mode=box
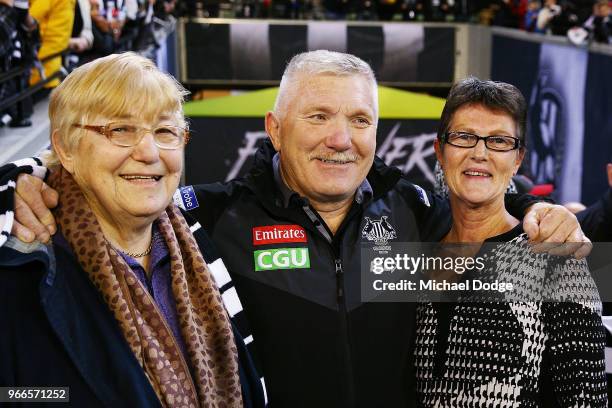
[208,258,232,288]
[221,287,243,318]
[261,377,268,405]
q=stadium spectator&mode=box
[583,0,611,43]
[355,0,376,20]
[202,0,220,18]
[0,0,19,120]
[129,0,155,58]
[416,0,455,21]
[323,0,350,19]
[549,0,580,35]
[516,0,528,28]
[491,0,520,27]
[578,160,612,242]
[378,0,399,20]
[116,0,147,53]
[29,0,75,90]
[132,0,176,62]
[524,0,542,32]
[84,0,126,60]
[400,0,421,20]
[536,0,560,33]
[68,0,93,55]
[0,0,16,59]
[574,0,597,21]
[0,0,39,127]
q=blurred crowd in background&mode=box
[193,0,611,42]
[0,0,177,127]
[0,0,610,129]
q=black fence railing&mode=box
[0,48,69,113]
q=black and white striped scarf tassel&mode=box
[0,158,48,247]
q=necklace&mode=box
[104,237,153,258]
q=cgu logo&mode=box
[254,247,310,271]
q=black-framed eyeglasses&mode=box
[72,122,190,150]
[443,131,522,152]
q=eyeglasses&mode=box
[72,122,190,150]
[443,131,522,152]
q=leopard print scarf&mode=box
[48,167,242,407]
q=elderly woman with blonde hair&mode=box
[0,53,265,407]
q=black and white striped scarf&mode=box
[0,157,48,247]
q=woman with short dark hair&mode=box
[415,77,607,407]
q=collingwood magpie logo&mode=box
[529,71,563,186]
[362,216,397,245]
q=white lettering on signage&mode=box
[376,123,437,184]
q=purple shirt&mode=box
[54,225,191,363]
[118,223,191,362]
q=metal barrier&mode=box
[176,18,459,88]
[175,19,612,90]
[0,48,69,114]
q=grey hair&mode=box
[273,50,378,116]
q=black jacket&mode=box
[184,141,535,407]
[0,233,265,408]
[578,188,612,242]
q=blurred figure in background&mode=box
[323,0,350,19]
[29,0,74,91]
[583,0,611,43]
[400,0,420,20]
[0,0,17,66]
[355,0,376,20]
[0,0,19,124]
[0,0,39,127]
[86,0,125,60]
[130,0,155,58]
[536,0,560,33]
[67,0,92,61]
[117,0,147,54]
[549,0,580,35]
[491,0,520,27]
[578,159,612,242]
[132,0,176,63]
[524,0,542,31]
[377,0,399,20]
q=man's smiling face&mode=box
[267,73,378,205]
